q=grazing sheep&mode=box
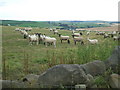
[72,35,84,45]
[19,30,28,39]
[43,36,56,48]
[15,28,20,31]
[86,32,90,35]
[96,32,105,35]
[25,27,32,31]
[58,34,70,44]
[53,30,59,35]
[28,34,39,45]
[104,33,110,38]
[50,28,53,32]
[112,31,117,35]
[35,33,44,44]
[113,36,120,41]
[72,30,75,34]
[72,33,81,37]
[87,38,98,44]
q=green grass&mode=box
[2,25,118,87]
[1,20,111,29]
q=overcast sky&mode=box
[0,0,119,21]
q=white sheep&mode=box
[58,34,70,44]
[113,36,120,41]
[28,34,39,45]
[72,35,84,45]
[72,30,75,34]
[53,30,58,35]
[72,33,80,37]
[19,30,28,39]
[50,28,53,31]
[25,27,32,31]
[87,38,98,44]
[15,28,20,31]
[86,32,90,35]
[43,36,56,48]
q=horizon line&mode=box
[0,19,119,22]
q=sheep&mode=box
[72,33,81,37]
[43,36,56,48]
[19,30,28,39]
[112,31,117,35]
[35,33,45,44]
[28,34,39,45]
[96,32,105,35]
[72,35,84,45]
[53,30,58,35]
[104,33,110,38]
[113,36,120,41]
[86,32,90,35]
[58,34,70,44]
[72,30,75,34]
[15,28,20,31]
[25,27,32,31]
[49,28,53,31]
[87,38,98,44]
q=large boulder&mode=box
[108,74,120,88]
[104,46,120,72]
[37,64,89,88]
[80,60,106,76]
[0,80,25,88]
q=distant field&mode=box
[77,26,118,31]
[2,25,119,87]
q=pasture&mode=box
[2,25,119,87]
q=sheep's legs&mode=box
[45,43,47,47]
[74,41,76,45]
[53,42,56,48]
[81,41,84,45]
[68,40,70,44]
[36,41,39,45]
[61,40,62,43]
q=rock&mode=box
[75,84,86,89]
[80,60,106,76]
[86,74,97,88]
[104,46,120,72]
[22,74,39,88]
[109,74,120,88]
[37,64,89,88]
[0,80,25,88]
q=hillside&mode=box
[1,20,113,29]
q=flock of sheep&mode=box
[15,27,120,48]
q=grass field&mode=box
[2,25,119,87]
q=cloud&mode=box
[0,2,7,7]
[0,0,119,21]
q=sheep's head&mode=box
[58,34,61,37]
[72,35,75,38]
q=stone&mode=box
[104,46,120,72]
[37,64,89,88]
[109,74,120,88]
[22,74,39,88]
[80,60,106,76]
[0,80,25,88]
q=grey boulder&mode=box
[104,46,120,71]
[37,64,89,88]
[80,60,106,76]
[108,74,120,88]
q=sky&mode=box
[0,0,119,21]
